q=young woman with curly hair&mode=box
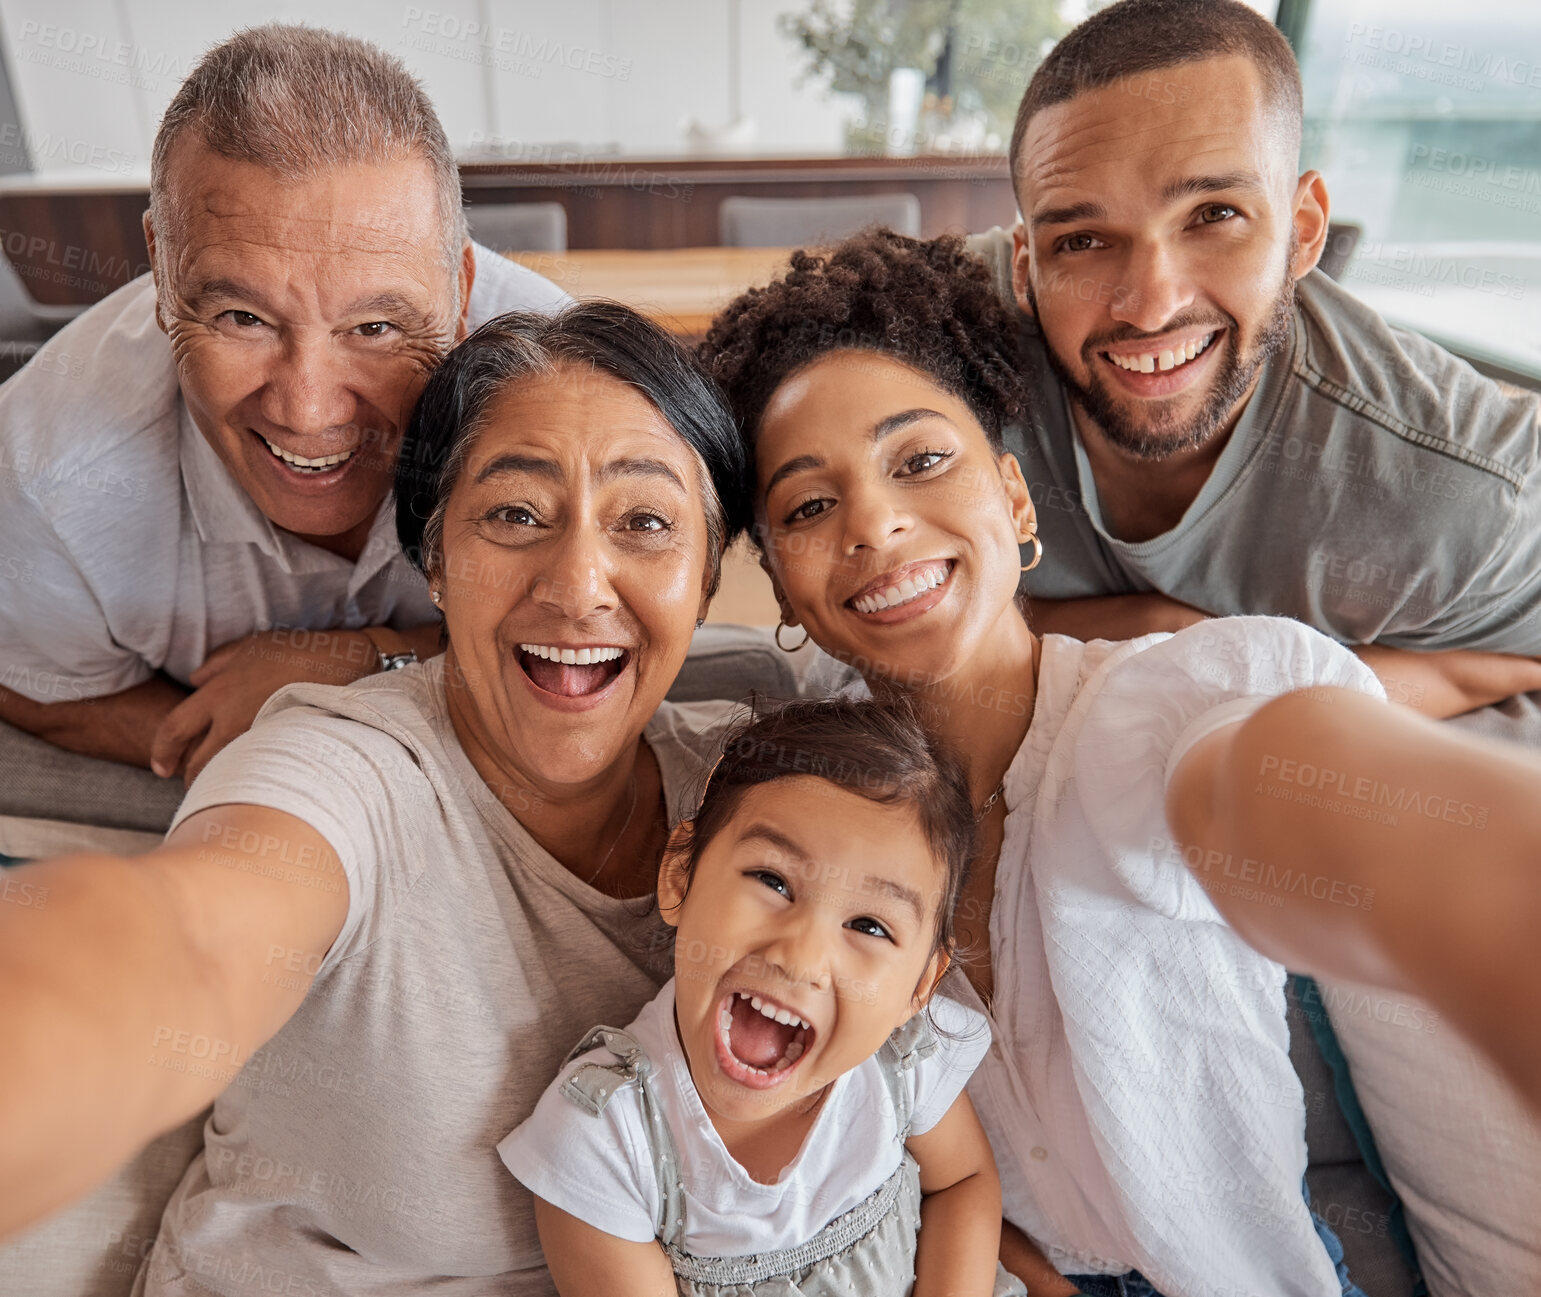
[699,229,1541,1297]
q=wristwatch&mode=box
[361,628,418,674]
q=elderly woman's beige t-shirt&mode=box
[133,657,735,1297]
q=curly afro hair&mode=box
[698,228,1029,460]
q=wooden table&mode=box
[510,246,791,338]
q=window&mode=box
[1285,0,1541,383]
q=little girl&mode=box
[499,697,1027,1296]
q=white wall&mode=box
[0,0,857,181]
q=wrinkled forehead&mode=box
[462,366,705,486]
[1018,56,1296,214]
[165,139,449,263]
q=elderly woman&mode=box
[0,303,748,1293]
[700,231,1541,1297]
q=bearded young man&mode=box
[0,26,568,788]
[962,3,1541,1293]
[968,0,1541,743]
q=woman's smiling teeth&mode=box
[1106,331,1216,374]
[260,433,356,473]
[518,644,624,665]
[850,562,951,614]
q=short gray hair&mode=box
[149,24,466,270]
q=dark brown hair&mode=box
[673,696,976,957]
[698,229,1028,466]
[1009,0,1303,188]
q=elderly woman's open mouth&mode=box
[516,643,632,699]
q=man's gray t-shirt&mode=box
[967,227,1541,653]
[0,245,569,703]
[135,659,733,1295]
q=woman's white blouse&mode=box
[952,617,1383,1296]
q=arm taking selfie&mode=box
[1167,687,1541,1111]
[0,805,348,1238]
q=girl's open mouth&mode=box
[516,644,630,697]
[715,990,816,1091]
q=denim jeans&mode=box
[1061,1179,1368,1297]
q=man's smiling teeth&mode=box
[1107,332,1216,374]
[261,434,356,472]
[851,563,950,614]
[519,644,624,665]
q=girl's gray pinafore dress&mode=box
[557,1013,1028,1297]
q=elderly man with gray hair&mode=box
[0,24,567,789]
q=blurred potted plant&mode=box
[781,0,1070,155]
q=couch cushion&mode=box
[1307,1162,1422,1297]
[1288,975,1367,1167]
[0,719,182,833]
[1289,976,1423,1296]
[663,623,801,704]
[1324,977,1541,1295]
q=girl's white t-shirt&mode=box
[499,981,990,1257]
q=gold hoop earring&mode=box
[1021,530,1043,573]
[774,621,810,653]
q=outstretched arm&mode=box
[1167,688,1541,1110]
[533,1198,677,1297]
[0,804,349,1237]
[908,1093,1007,1297]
